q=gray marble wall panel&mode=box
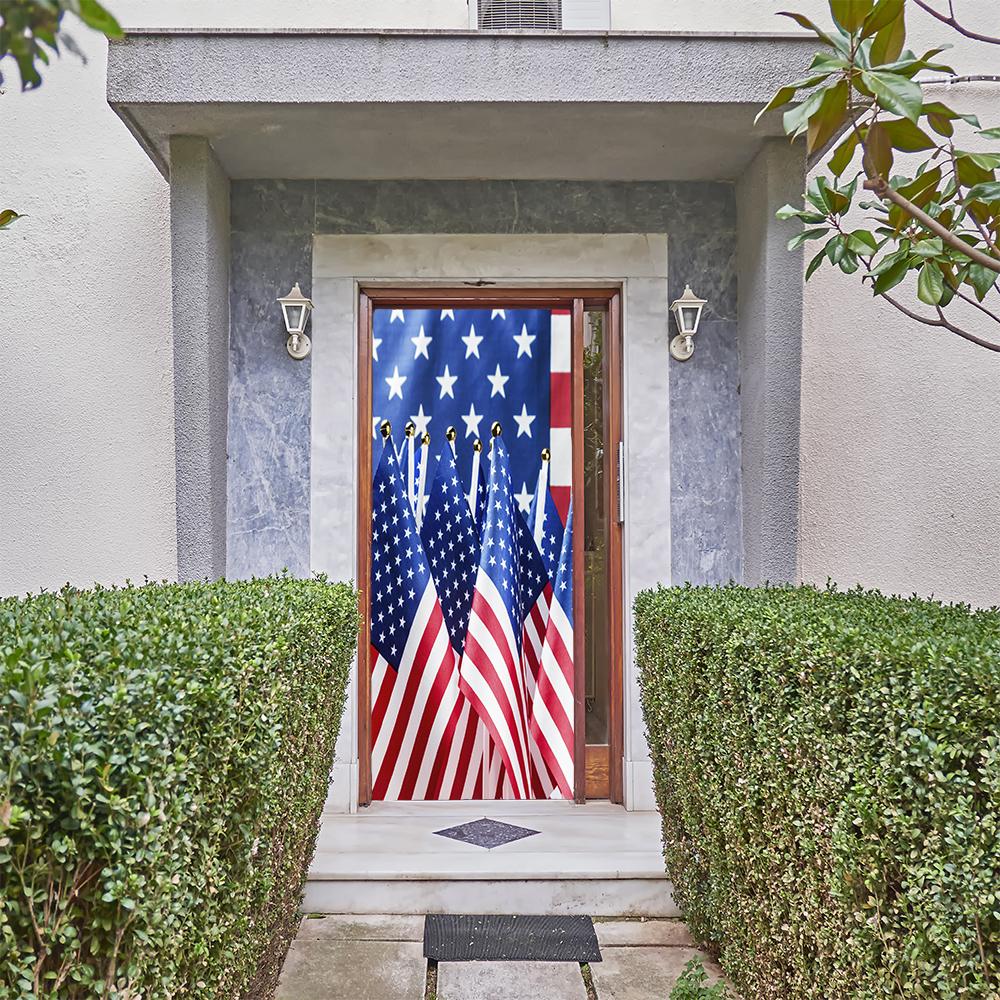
[228,179,742,584]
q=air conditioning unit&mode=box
[470,0,610,30]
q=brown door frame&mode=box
[356,286,624,806]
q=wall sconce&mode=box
[669,285,707,362]
[277,282,314,360]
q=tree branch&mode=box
[880,292,1000,351]
[863,177,1000,273]
[911,0,1000,44]
[951,284,1000,325]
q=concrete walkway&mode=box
[276,915,728,1000]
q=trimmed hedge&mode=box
[636,584,1000,1000]
[1,576,358,999]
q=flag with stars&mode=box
[459,434,553,799]
[417,448,489,799]
[369,436,470,801]
[372,307,571,522]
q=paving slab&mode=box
[593,918,695,948]
[437,960,587,999]
[275,938,425,1000]
[296,914,425,941]
[589,946,727,999]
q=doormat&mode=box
[423,914,601,962]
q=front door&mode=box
[357,289,623,804]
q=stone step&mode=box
[303,801,677,917]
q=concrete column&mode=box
[736,139,806,585]
[169,136,230,581]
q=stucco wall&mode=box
[2,0,999,606]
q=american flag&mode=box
[369,436,466,801]
[459,434,550,799]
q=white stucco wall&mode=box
[1,0,998,605]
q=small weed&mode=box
[669,957,730,999]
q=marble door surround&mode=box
[310,233,670,812]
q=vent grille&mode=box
[478,0,562,30]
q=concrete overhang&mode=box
[107,29,815,181]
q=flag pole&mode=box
[533,447,550,545]
[468,438,482,518]
[416,431,430,528]
[404,420,416,514]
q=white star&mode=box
[487,363,509,398]
[514,482,533,514]
[411,404,431,437]
[385,366,406,400]
[411,325,432,360]
[462,324,483,359]
[390,309,405,323]
[513,323,535,358]
[436,365,458,399]
[513,403,535,438]
[372,336,382,362]
[440,309,455,321]
[491,309,506,320]
[461,403,483,439]
[372,416,382,438]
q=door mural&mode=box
[368,307,574,800]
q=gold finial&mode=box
[404,421,416,438]
[380,420,392,439]
[473,439,483,453]
[445,426,457,443]
[491,421,502,438]
[421,432,431,446]
[541,447,551,462]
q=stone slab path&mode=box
[276,915,728,1000]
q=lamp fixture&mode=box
[669,285,707,362]
[277,282,314,360]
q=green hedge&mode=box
[0,576,358,999]
[636,584,1000,1000]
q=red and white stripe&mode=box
[371,585,477,800]
[549,309,572,522]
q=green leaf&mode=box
[927,112,954,138]
[917,261,945,304]
[965,263,999,300]
[782,87,829,139]
[787,228,832,251]
[861,70,922,122]
[872,254,911,292]
[870,14,906,65]
[829,129,861,176]
[863,121,893,180]
[831,0,873,33]
[805,247,828,279]
[977,126,1000,140]
[881,117,936,151]
[76,0,123,37]
[862,0,904,37]
[776,204,828,223]
[923,102,980,129]
[963,181,1000,203]
[807,80,850,154]
[777,11,837,47]
[847,230,879,253]
[0,209,23,230]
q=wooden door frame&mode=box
[356,286,623,806]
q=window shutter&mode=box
[476,0,563,30]
[561,0,610,29]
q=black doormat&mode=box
[423,914,601,963]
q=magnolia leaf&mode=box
[924,102,980,129]
[829,129,861,176]
[756,86,799,125]
[77,0,123,37]
[963,181,1000,204]
[881,118,936,152]
[917,262,945,305]
[805,247,828,280]
[839,251,860,274]
[0,210,23,230]
[788,228,832,251]
[783,87,829,139]
[870,15,906,66]
[862,0,904,38]
[847,230,879,253]
[955,153,995,188]
[861,70,922,122]
[927,112,954,138]
[896,166,942,201]
[807,80,850,154]
[831,0,873,33]
[872,255,911,293]
[863,122,893,180]
[978,127,1000,140]
[966,263,999,300]
[777,11,837,47]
